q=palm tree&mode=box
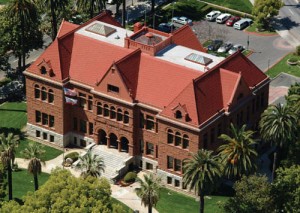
[21,143,45,191]
[6,0,39,72]
[78,0,106,19]
[286,83,300,117]
[122,0,126,27]
[218,123,257,179]
[183,149,222,213]
[259,104,298,181]
[76,151,105,178]
[0,133,19,200]
[44,0,69,40]
[135,173,161,213]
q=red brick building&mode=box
[24,12,269,189]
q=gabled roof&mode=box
[57,20,79,38]
[172,25,207,53]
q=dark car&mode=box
[157,23,175,33]
[226,16,241,26]
[207,40,223,51]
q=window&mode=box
[260,92,265,107]
[139,113,145,128]
[73,137,77,145]
[49,115,54,128]
[217,124,222,138]
[246,106,250,123]
[167,129,174,144]
[97,102,102,115]
[203,133,208,149]
[182,182,187,190]
[41,87,47,101]
[183,135,189,149]
[34,85,40,99]
[40,66,47,74]
[140,139,144,154]
[252,99,255,113]
[175,110,182,119]
[88,96,93,111]
[210,128,215,144]
[104,104,109,117]
[36,111,41,123]
[146,163,153,170]
[124,111,129,124]
[175,132,181,146]
[167,156,174,169]
[146,115,154,130]
[80,120,87,133]
[80,139,86,147]
[42,113,48,125]
[79,93,86,108]
[36,130,41,137]
[155,145,158,158]
[48,89,54,103]
[167,176,172,184]
[175,159,181,172]
[50,135,54,142]
[73,117,78,130]
[117,109,123,121]
[146,142,154,156]
[175,179,180,187]
[43,132,47,140]
[110,106,116,119]
[89,122,94,135]
[107,84,119,93]
[256,96,260,110]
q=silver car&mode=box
[217,42,233,53]
[228,44,245,54]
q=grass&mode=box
[15,138,63,161]
[112,198,134,213]
[203,0,253,14]
[0,0,9,5]
[242,49,252,56]
[246,23,277,35]
[8,169,50,200]
[0,102,27,130]
[266,54,300,78]
[156,188,229,213]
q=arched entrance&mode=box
[109,133,118,149]
[120,137,129,153]
[98,129,107,145]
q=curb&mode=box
[263,52,291,73]
[244,29,278,37]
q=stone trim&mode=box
[156,115,200,133]
[24,71,64,87]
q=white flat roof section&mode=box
[155,44,225,72]
[76,21,134,47]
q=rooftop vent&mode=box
[184,53,212,66]
[86,23,116,37]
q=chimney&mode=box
[133,22,143,33]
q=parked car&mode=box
[217,42,233,53]
[216,13,231,24]
[243,18,253,25]
[228,44,244,54]
[233,19,250,30]
[207,40,223,51]
[157,23,175,33]
[206,10,221,21]
[171,16,193,26]
[226,16,241,26]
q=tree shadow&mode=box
[0,127,26,140]
[271,16,300,31]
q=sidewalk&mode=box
[15,149,157,213]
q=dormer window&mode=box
[108,84,119,93]
[40,66,47,74]
[175,110,182,119]
[37,59,54,77]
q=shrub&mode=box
[288,56,299,63]
[0,78,11,87]
[124,172,137,183]
[296,45,300,56]
[64,152,79,162]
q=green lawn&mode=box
[246,23,277,35]
[15,138,63,161]
[156,188,228,213]
[8,169,50,201]
[0,102,27,130]
[203,0,253,14]
[112,198,134,213]
[266,54,300,78]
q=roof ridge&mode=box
[227,72,242,107]
[171,24,189,35]
[115,48,141,64]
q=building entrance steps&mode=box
[90,145,134,182]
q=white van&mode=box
[216,13,231,24]
[233,19,249,30]
[206,11,221,21]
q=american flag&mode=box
[65,97,78,105]
[63,87,77,97]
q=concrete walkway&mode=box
[15,148,157,213]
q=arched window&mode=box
[175,110,182,119]
[34,85,40,99]
[104,104,109,117]
[40,66,47,74]
[183,135,189,149]
[97,102,102,115]
[124,111,129,124]
[41,87,47,101]
[117,109,123,121]
[175,132,181,146]
[48,89,54,103]
[110,106,116,119]
[167,129,174,144]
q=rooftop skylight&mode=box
[184,53,212,65]
[86,23,116,37]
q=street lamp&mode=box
[246,35,250,50]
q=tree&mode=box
[135,173,161,213]
[223,175,274,213]
[0,133,19,200]
[259,104,298,180]
[183,149,222,213]
[272,165,300,212]
[286,82,300,117]
[218,124,257,179]
[77,0,107,19]
[122,0,126,27]
[252,0,283,30]
[0,169,124,212]
[0,162,7,202]
[43,0,69,40]
[5,0,42,72]
[21,142,45,191]
[76,151,105,178]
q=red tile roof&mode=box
[57,20,79,38]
